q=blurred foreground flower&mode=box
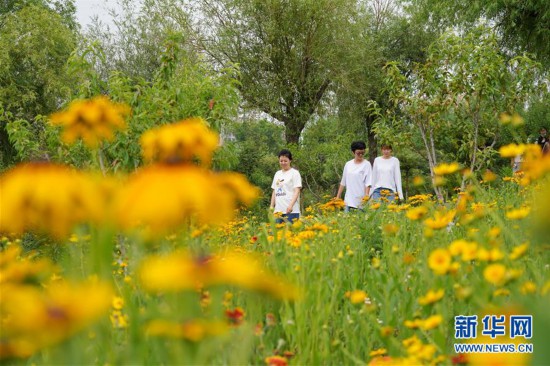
[140,118,218,166]
[433,162,461,176]
[424,210,456,230]
[114,165,259,235]
[49,96,129,147]
[1,280,112,359]
[145,319,228,341]
[138,250,300,300]
[0,163,105,238]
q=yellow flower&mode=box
[297,230,316,240]
[493,288,510,297]
[498,143,526,158]
[487,227,501,239]
[114,164,259,235]
[382,223,399,235]
[420,314,443,330]
[520,281,537,294]
[499,112,524,126]
[369,348,387,357]
[347,290,367,304]
[110,310,129,328]
[412,176,425,186]
[112,296,124,310]
[477,248,504,262]
[481,170,497,183]
[448,239,472,256]
[379,326,393,338]
[49,96,129,147]
[404,319,423,329]
[140,118,219,165]
[454,285,472,300]
[428,249,452,275]
[505,207,530,220]
[310,223,329,233]
[483,264,507,286]
[371,257,381,269]
[406,206,428,220]
[433,175,447,186]
[509,242,529,260]
[0,163,105,238]
[1,280,113,358]
[433,162,461,175]
[424,210,456,230]
[138,250,300,300]
[145,319,228,341]
[319,198,345,211]
[418,289,444,305]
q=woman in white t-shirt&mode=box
[270,149,302,223]
[336,141,372,211]
[370,144,403,202]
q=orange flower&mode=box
[265,356,288,366]
[225,307,245,326]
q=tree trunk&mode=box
[365,114,378,165]
[418,120,444,202]
[284,119,304,144]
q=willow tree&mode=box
[0,2,77,166]
[196,0,355,143]
[385,26,542,200]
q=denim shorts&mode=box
[275,213,300,224]
[371,187,395,202]
[344,206,362,213]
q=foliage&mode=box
[383,26,543,200]
[0,2,77,166]
[335,0,436,162]
[408,0,550,68]
[84,0,192,82]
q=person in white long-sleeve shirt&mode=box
[370,144,403,202]
[336,141,372,211]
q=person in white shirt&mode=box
[270,149,302,223]
[336,141,372,211]
[370,144,403,202]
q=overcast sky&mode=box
[74,0,113,28]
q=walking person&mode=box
[336,141,372,211]
[370,144,404,202]
[536,127,548,152]
[270,149,302,223]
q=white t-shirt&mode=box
[370,156,404,200]
[271,168,302,214]
[340,159,372,208]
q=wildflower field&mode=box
[1,97,550,366]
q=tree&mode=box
[196,0,355,143]
[384,27,542,200]
[0,2,77,167]
[85,0,193,83]
[335,0,435,163]
[408,0,550,68]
